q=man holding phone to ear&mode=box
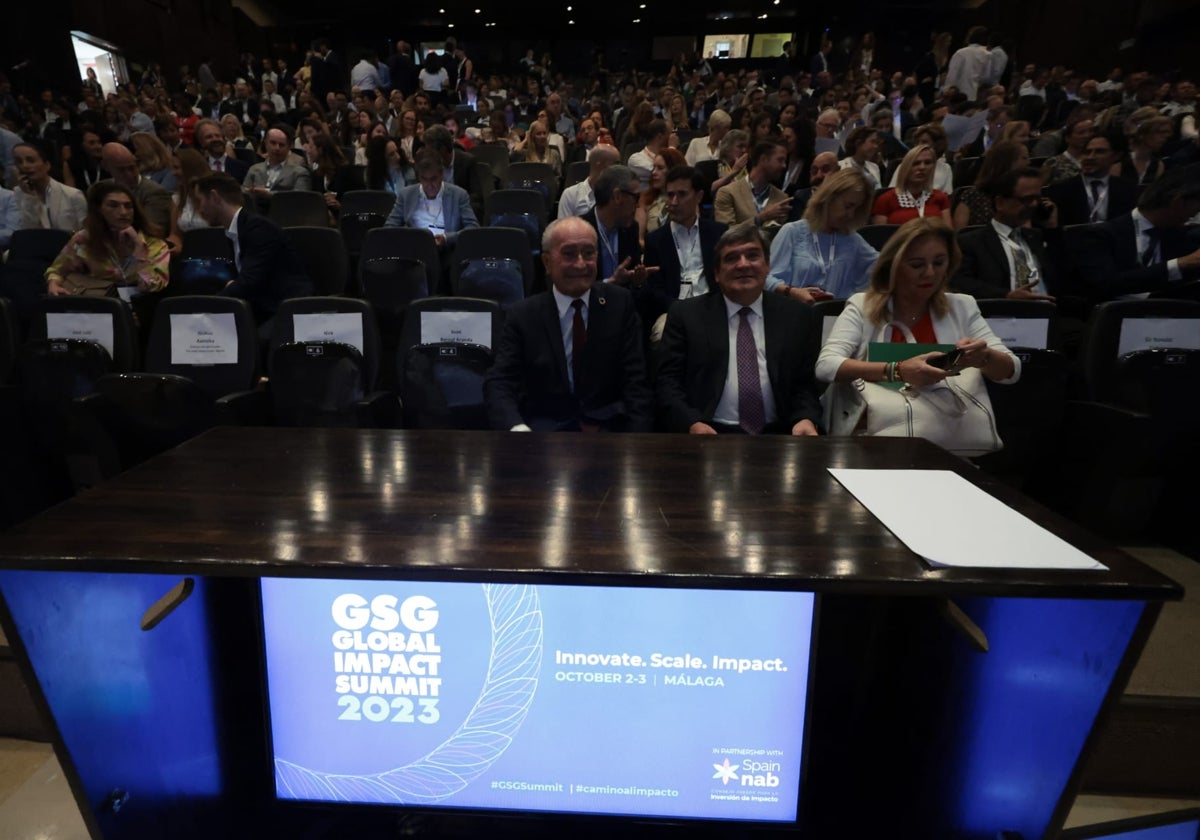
[951,167,1060,301]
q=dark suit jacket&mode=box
[483,283,652,432]
[581,208,642,283]
[951,223,1062,299]
[220,210,313,323]
[643,218,727,325]
[1045,175,1137,228]
[657,291,823,434]
[1074,213,1200,300]
[218,98,260,129]
[217,155,250,183]
[388,52,418,95]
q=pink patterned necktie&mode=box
[737,307,765,434]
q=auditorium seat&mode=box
[266,298,396,428]
[976,298,1061,351]
[399,342,493,430]
[506,162,559,215]
[398,297,504,356]
[451,227,534,307]
[471,144,510,183]
[358,227,440,387]
[859,224,899,251]
[564,160,589,188]
[485,190,548,257]
[283,226,348,296]
[267,190,332,228]
[178,228,237,294]
[71,296,264,480]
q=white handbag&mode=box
[824,321,1003,457]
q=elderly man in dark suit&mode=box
[1045,133,1137,227]
[192,173,312,326]
[656,225,823,436]
[643,165,727,339]
[484,216,653,432]
[951,167,1061,301]
[1073,164,1200,301]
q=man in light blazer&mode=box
[713,139,792,243]
[484,216,652,433]
[243,128,312,194]
[383,150,479,247]
[656,225,823,435]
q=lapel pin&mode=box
[598,296,606,305]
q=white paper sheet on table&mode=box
[827,468,1107,570]
[292,313,365,355]
[45,312,114,358]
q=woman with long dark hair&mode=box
[45,182,169,297]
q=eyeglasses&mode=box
[558,247,598,262]
[619,188,641,199]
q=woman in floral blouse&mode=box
[46,182,169,297]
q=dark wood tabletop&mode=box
[0,427,1181,599]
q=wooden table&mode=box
[0,428,1181,839]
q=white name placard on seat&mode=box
[1117,318,1200,357]
[292,313,365,355]
[170,313,239,365]
[421,311,492,348]
[985,317,1050,349]
[45,313,114,359]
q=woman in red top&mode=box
[871,144,951,225]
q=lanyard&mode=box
[810,232,837,274]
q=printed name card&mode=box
[170,313,239,365]
[45,313,115,359]
[421,311,492,349]
[1117,318,1200,357]
[985,317,1050,350]
[292,313,365,355]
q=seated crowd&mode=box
[0,28,1197,442]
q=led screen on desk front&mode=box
[260,579,815,822]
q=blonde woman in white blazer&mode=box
[816,217,1020,451]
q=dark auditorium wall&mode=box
[69,0,241,88]
[0,0,241,99]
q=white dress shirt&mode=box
[670,219,706,298]
[1083,173,1110,222]
[552,285,589,393]
[225,207,242,271]
[712,295,777,427]
[557,180,595,219]
[411,184,446,234]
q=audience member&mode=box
[817,217,1019,448]
[1073,164,1200,300]
[627,119,671,191]
[872,145,952,224]
[484,216,652,432]
[383,149,479,247]
[657,224,822,435]
[638,147,686,243]
[557,145,618,219]
[952,167,1061,300]
[45,181,169,297]
[192,172,312,325]
[644,165,728,336]
[714,139,791,238]
[582,164,652,287]
[244,128,313,194]
[952,139,1030,229]
[837,127,883,191]
[195,118,250,181]
[1045,132,1136,226]
[767,167,877,302]
[101,142,174,235]
[12,141,87,233]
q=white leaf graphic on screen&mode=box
[275,583,543,803]
[712,758,740,785]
